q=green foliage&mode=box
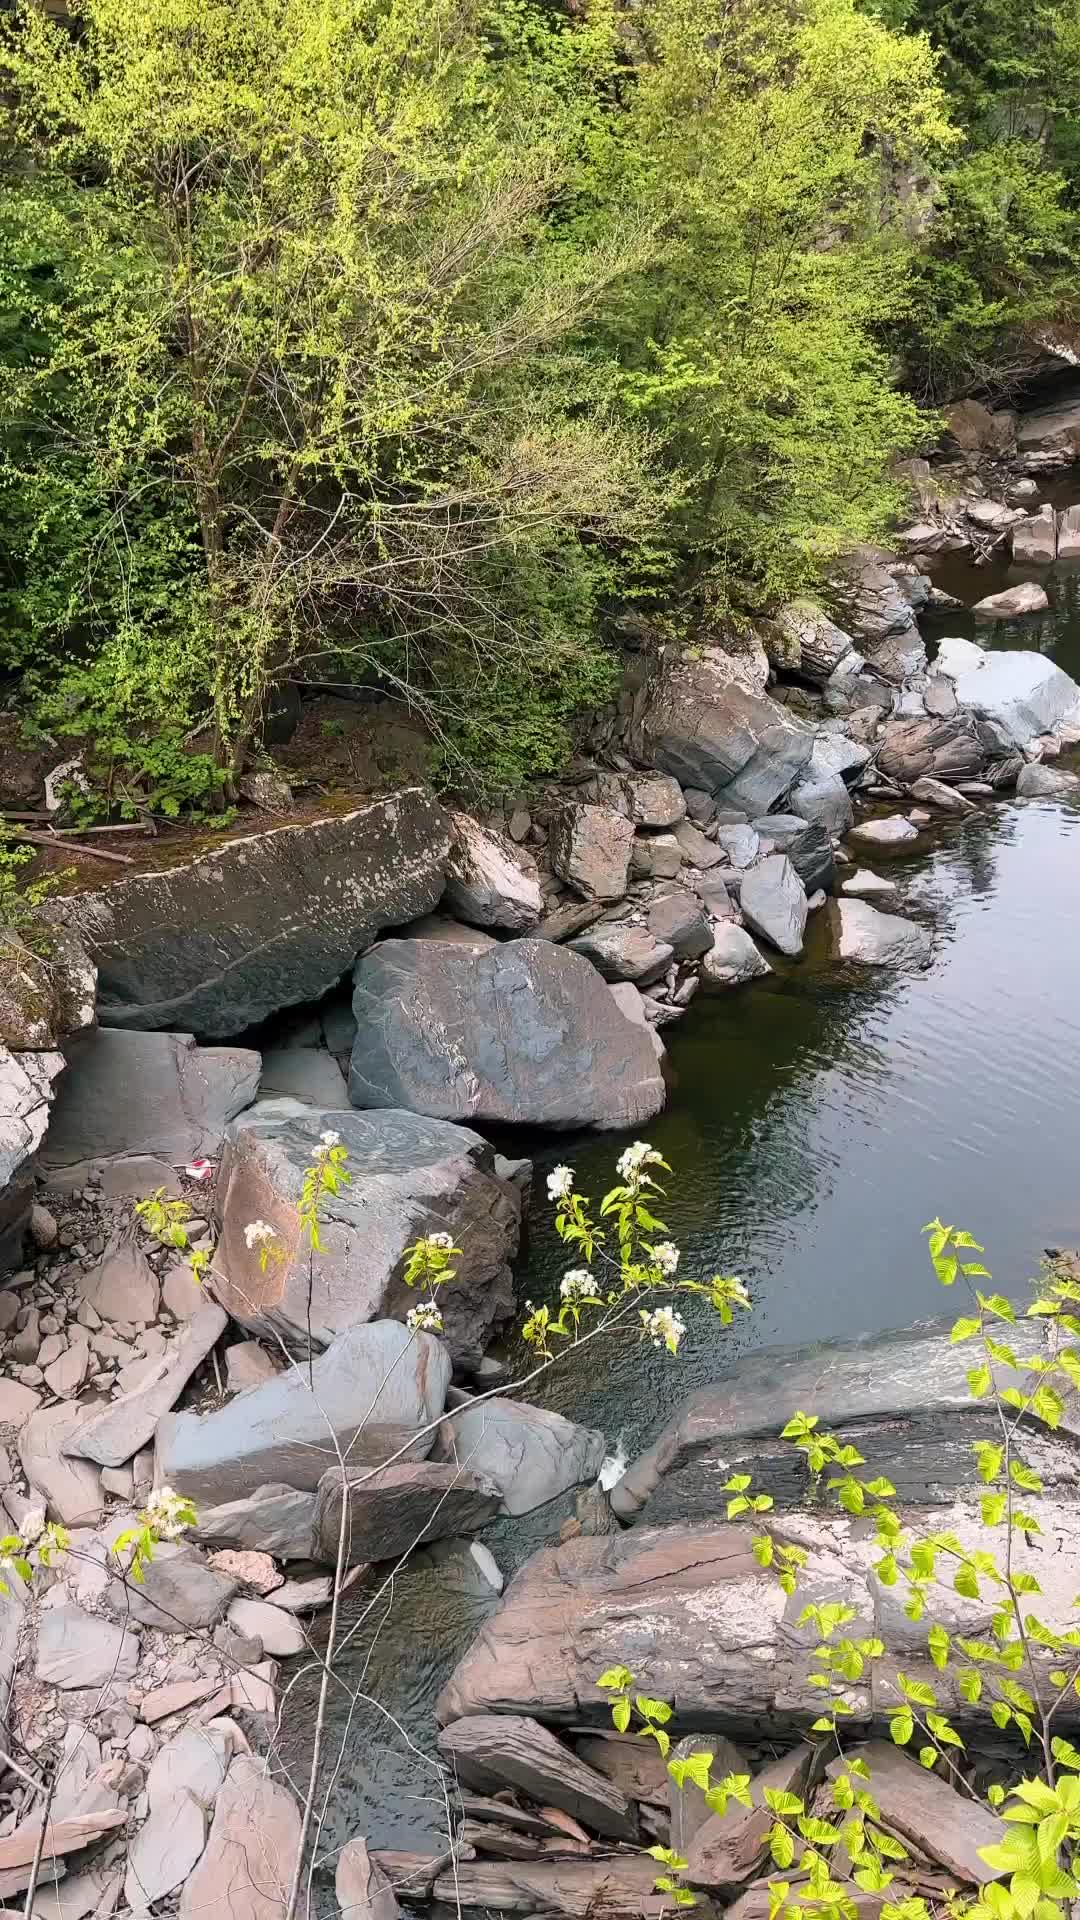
[0,828,70,943]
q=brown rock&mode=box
[225,1342,278,1393]
[179,1751,302,1920]
[687,1749,812,1890]
[433,1856,669,1916]
[437,1715,636,1842]
[80,1236,160,1324]
[0,1380,41,1430]
[44,1343,89,1400]
[550,805,633,902]
[572,1733,671,1806]
[336,1837,400,1920]
[826,1744,1005,1885]
[208,1549,283,1594]
[139,1676,226,1724]
[876,716,984,787]
[669,1735,750,1858]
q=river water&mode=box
[284,540,1080,1865]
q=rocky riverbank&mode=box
[3,404,1080,1915]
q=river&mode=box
[282,536,1080,1867]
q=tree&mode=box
[0,0,655,797]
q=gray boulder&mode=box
[750,817,833,895]
[156,1319,451,1506]
[673,818,728,869]
[628,652,813,814]
[1016,761,1080,798]
[713,825,759,869]
[568,925,672,984]
[807,732,872,781]
[619,773,686,828]
[444,813,543,931]
[107,1540,239,1630]
[42,1029,260,1172]
[1015,394,1080,460]
[349,938,665,1131]
[738,856,807,957]
[1011,506,1058,563]
[950,649,1080,747]
[608,984,665,1064]
[876,715,985,787]
[827,899,931,968]
[763,601,854,685]
[257,1045,348,1106]
[630,833,682,880]
[973,581,1049,617]
[434,1397,607,1515]
[313,1460,501,1566]
[213,1102,522,1367]
[36,1604,139,1688]
[788,773,854,836]
[192,1483,317,1560]
[550,805,633,902]
[0,1045,64,1267]
[645,889,713,960]
[700,926,771,988]
[54,789,449,1036]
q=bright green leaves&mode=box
[669,1751,714,1794]
[723,1473,775,1520]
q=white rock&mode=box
[700,925,772,988]
[443,813,543,931]
[227,1596,307,1657]
[841,870,899,898]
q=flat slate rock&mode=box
[827,1744,1004,1884]
[55,790,450,1036]
[179,1751,302,1920]
[107,1540,238,1631]
[68,1302,227,1467]
[157,1319,451,1506]
[687,1750,811,1891]
[36,1604,139,1689]
[43,1030,260,1169]
[437,1715,637,1841]
[314,1461,500,1566]
[847,814,918,847]
[738,855,807,957]
[433,1856,668,1916]
[192,1484,317,1561]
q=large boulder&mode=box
[212,1102,522,1366]
[42,1028,260,1176]
[550,806,633,902]
[438,1503,1080,1737]
[948,648,1080,747]
[829,548,923,654]
[945,399,1016,456]
[444,814,542,931]
[349,938,665,1131]
[751,817,833,895]
[313,1460,501,1565]
[437,1715,637,1841]
[1011,505,1058,564]
[1015,394,1080,461]
[54,789,449,1036]
[1,1045,64,1267]
[1016,761,1080,798]
[179,1752,302,1920]
[627,652,814,815]
[875,714,985,787]
[788,773,854,836]
[738,856,807,957]
[609,1318,1056,1525]
[762,602,854,686]
[645,888,713,960]
[434,1397,607,1515]
[827,899,931,968]
[0,929,96,1055]
[156,1319,451,1506]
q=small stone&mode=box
[0,1294,20,1333]
[30,1205,59,1250]
[224,1342,278,1394]
[101,1466,135,1499]
[847,814,919,847]
[11,1310,40,1363]
[0,1379,41,1429]
[127,1725,156,1762]
[226,1596,306,1657]
[213,1623,264,1667]
[207,1549,283,1595]
[14,1363,44,1387]
[44,1343,89,1399]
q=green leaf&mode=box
[764,1791,806,1816]
[769,1825,795,1871]
[889,1711,914,1747]
[968,1363,992,1398]
[950,1317,981,1343]
[612,1696,631,1733]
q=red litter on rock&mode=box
[185,1157,213,1181]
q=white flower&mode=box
[19,1508,46,1547]
[651,1241,680,1276]
[244,1219,274,1250]
[560,1268,596,1302]
[426,1232,454,1250]
[145,1485,191,1543]
[641,1305,686,1354]
[616,1140,664,1184]
[318,1129,341,1149]
[546,1165,574,1203]
[407,1301,444,1333]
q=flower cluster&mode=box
[651,1241,680,1276]
[244,1219,275,1250]
[0,1507,67,1594]
[641,1305,686,1354]
[145,1485,195,1542]
[423,1231,454,1251]
[617,1141,665,1186]
[314,1128,341,1157]
[547,1165,574,1203]
[560,1268,596,1301]
[406,1301,444,1333]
